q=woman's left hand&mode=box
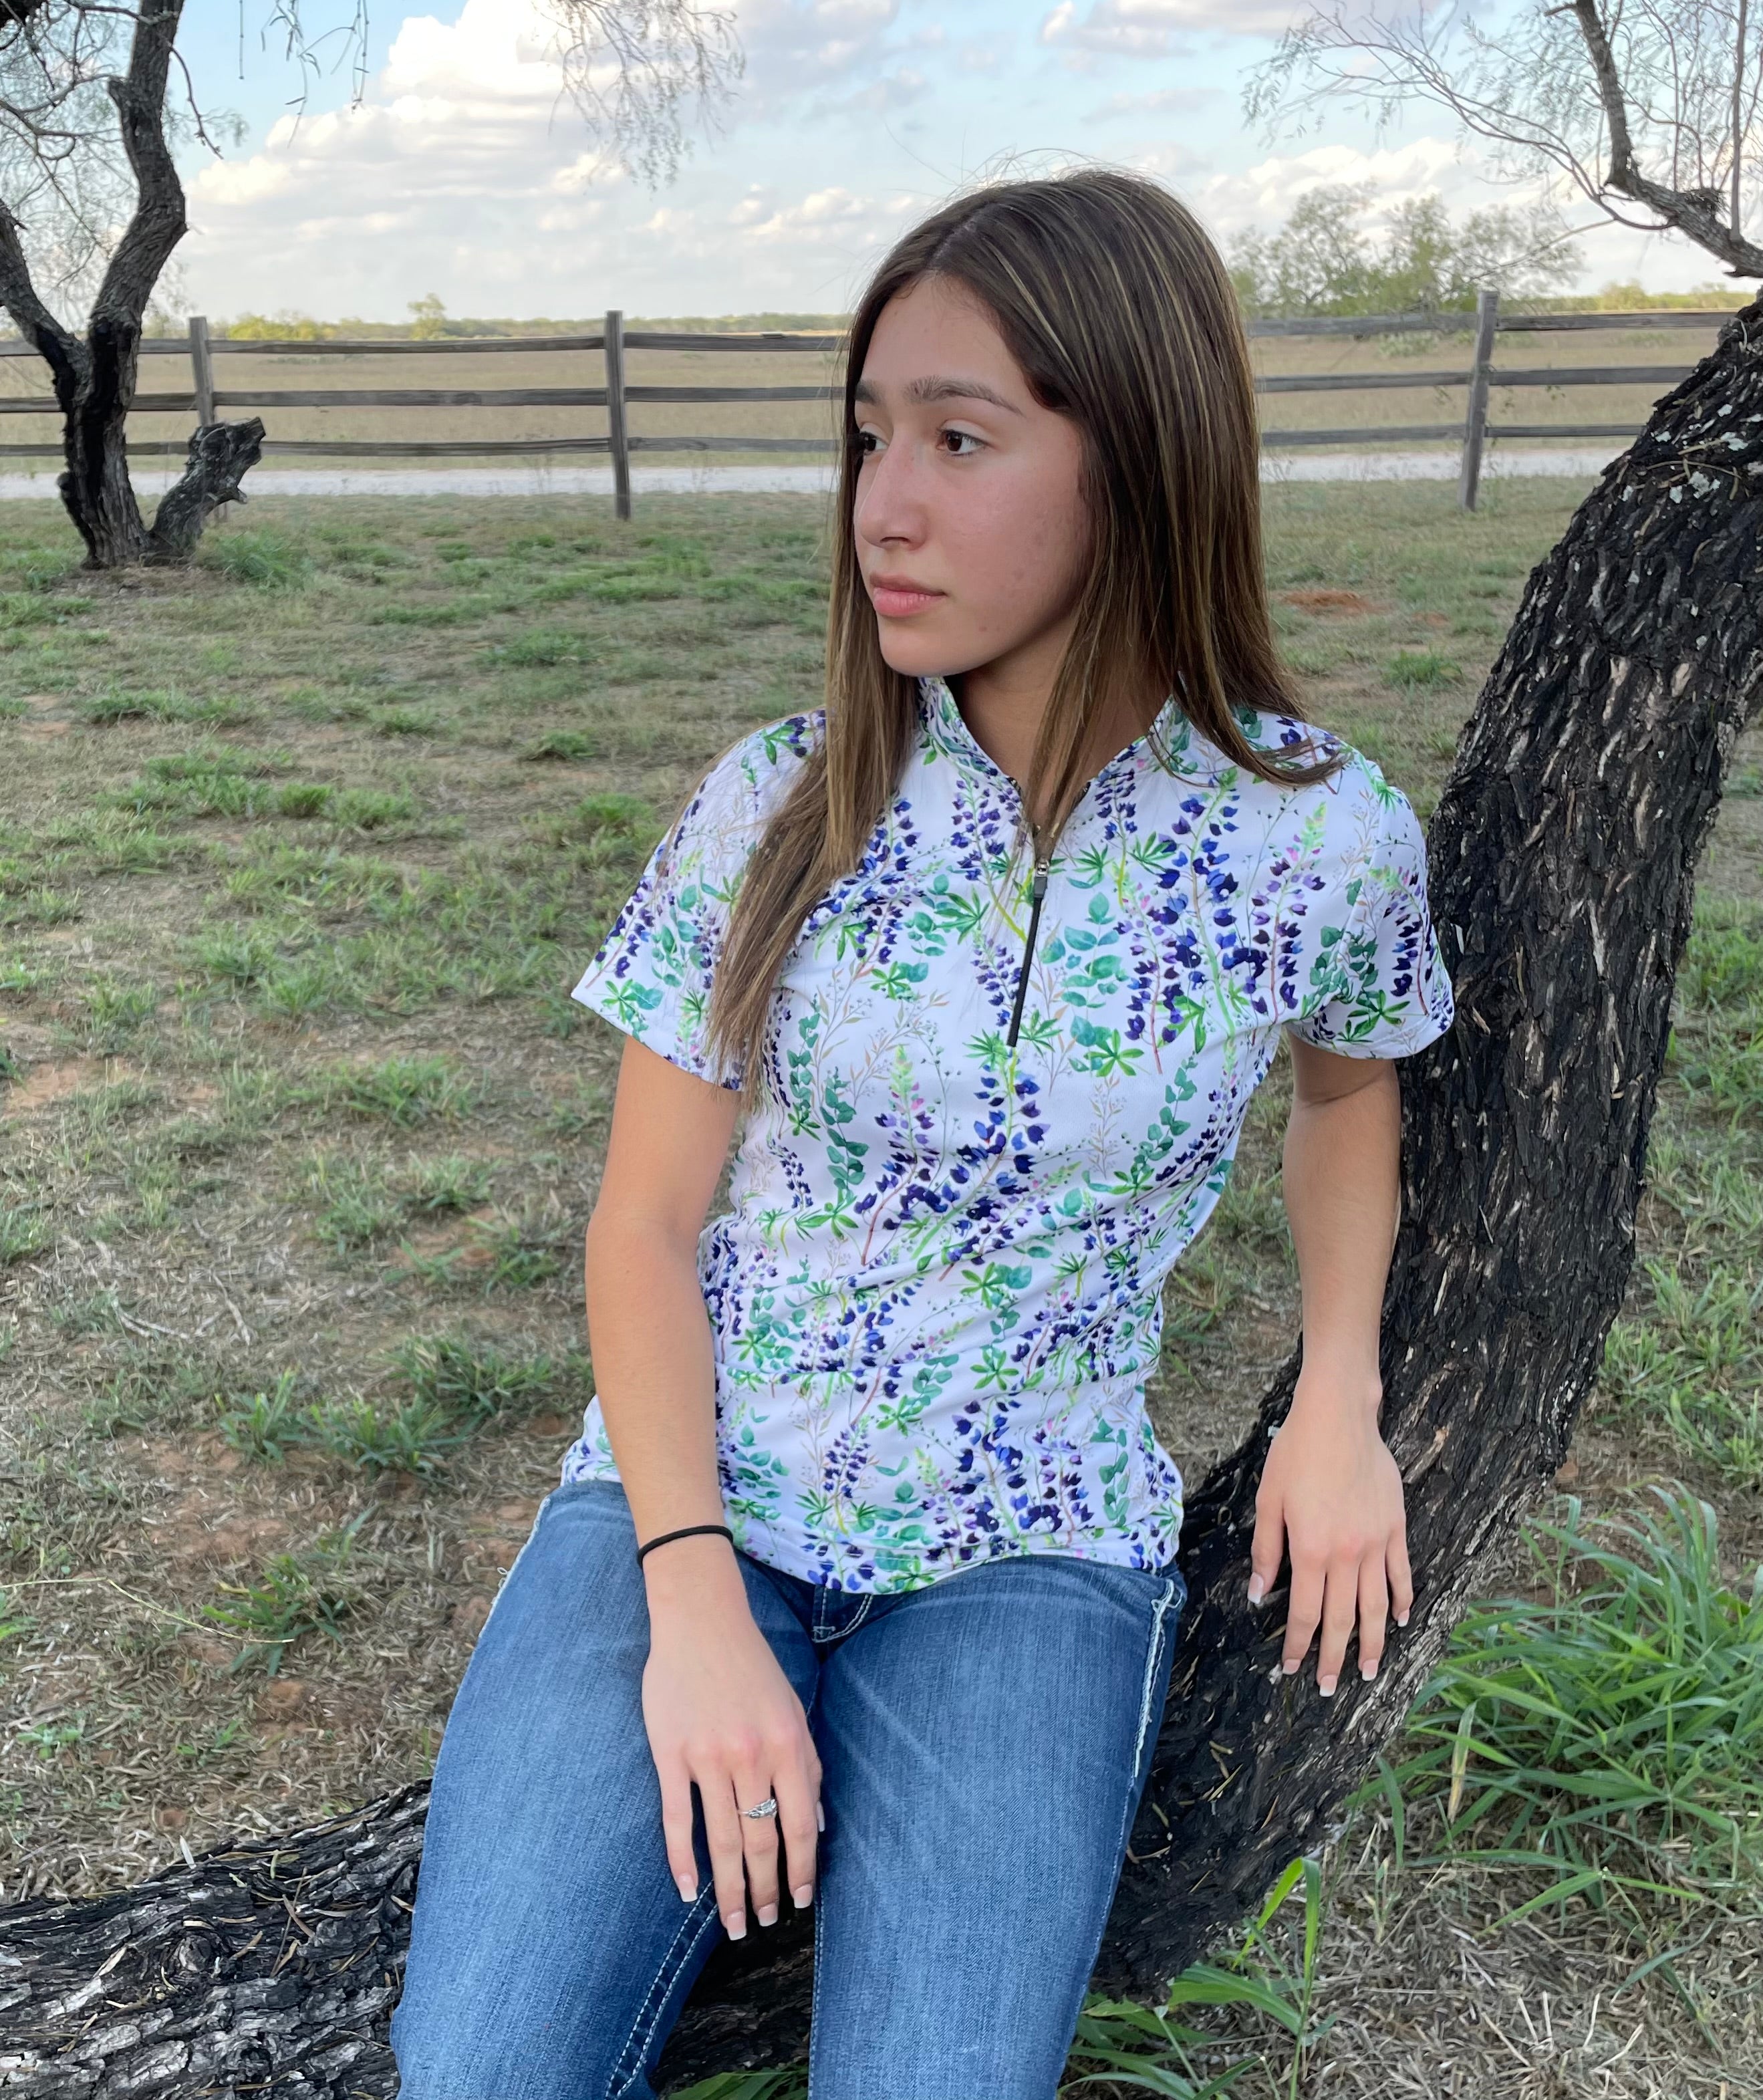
[1246,1375,1412,1695]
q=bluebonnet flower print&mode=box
[563,676,1455,1594]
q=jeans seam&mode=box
[837,1594,873,1642]
[607,1889,722,2099]
[472,1487,557,1648]
[1128,1575,1177,1793]
[808,1849,827,2097]
[1021,1571,1183,2089]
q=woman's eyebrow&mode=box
[852,375,1023,412]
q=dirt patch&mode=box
[3,1055,141,1114]
[170,1514,292,1569]
[1281,589,1378,614]
[448,1592,496,1640]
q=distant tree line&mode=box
[1230,182,1571,317]
[215,294,854,340]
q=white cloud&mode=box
[1178,136,1496,241]
[182,0,931,317]
[736,184,914,245]
[1041,1,1311,55]
[1083,86,1216,120]
[171,0,1702,319]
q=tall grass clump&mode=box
[1389,1485,1763,1911]
[200,529,313,590]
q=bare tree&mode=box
[0,0,742,569]
[1248,1,1763,281]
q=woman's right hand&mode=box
[640,1539,822,1939]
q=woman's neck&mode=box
[956,651,1161,827]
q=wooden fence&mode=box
[0,291,1736,514]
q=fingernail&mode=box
[1319,1674,1337,1697]
[1246,1575,1264,1605]
[676,1875,696,1902]
[1361,1658,1379,1681]
[793,1883,814,1908]
[757,1902,779,1928]
[725,1911,746,1940]
[1396,1611,1409,1627]
[1281,1659,1299,1676]
[815,1801,825,1833]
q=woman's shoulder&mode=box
[1178,702,1406,826]
[680,706,827,839]
[688,705,827,802]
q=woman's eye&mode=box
[939,428,983,456]
[855,428,884,457]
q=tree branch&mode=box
[1571,0,1763,273]
[1251,4,1763,281]
[0,194,84,402]
[92,0,187,328]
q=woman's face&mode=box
[852,275,1091,686]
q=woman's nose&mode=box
[855,439,926,549]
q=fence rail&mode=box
[0,291,1739,512]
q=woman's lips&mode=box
[868,579,944,619]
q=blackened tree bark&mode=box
[0,0,262,567]
[1,294,1759,2097]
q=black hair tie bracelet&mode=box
[636,1523,735,1567]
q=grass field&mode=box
[0,315,1740,467]
[1,482,1760,2097]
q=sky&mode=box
[169,0,1738,324]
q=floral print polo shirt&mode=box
[561,674,1455,1593]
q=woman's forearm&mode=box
[583,1210,747,1615]
[1279,1062,1401,1413]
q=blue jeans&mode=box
[391,1476,1186,2100]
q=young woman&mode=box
[391,168,1454,2100]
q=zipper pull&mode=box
[1005,860,1049,1051]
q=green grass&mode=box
[298,1148,493,1254]
[213,1332,577,1478]
[202,1513,369,1674]
[81,979,160,1053]
[1381,648,1462,691]
[80,686,257,727]
[198,528,313,589]
[521,730,599,764]
[294,1055,481,1126]
[391,1331,571,1419]
[0,1202,48,1265]
[217,1371,313,1462]
[1385,1485,1763,1908]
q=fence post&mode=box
[1458,287,1500,511]
[188,314,215,428]
[603,309,631,521]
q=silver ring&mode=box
[741,1795,779,1820]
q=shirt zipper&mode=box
[1006,856,1050,1050]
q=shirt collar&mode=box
[916,673,1188,799]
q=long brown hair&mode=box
[707,166,1343,1111]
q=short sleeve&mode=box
[1286,765,1456,1058]
[569,714,820,1088]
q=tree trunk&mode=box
[2,295,1760,2096]
[55,314,151,569]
